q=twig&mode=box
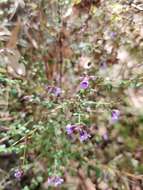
[0,137,9,144]
[85,159,143,182]
[11,127,37,146]
[0,117,15,121]
[58,1,63,87]
[70,14,92,36]
[131,3,143,11]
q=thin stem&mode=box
[22,137,27,166]
[78,113,81,124]
[58,0,63,87]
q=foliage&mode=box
[0,0,143,189]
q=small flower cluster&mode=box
[66,124,91,142]
[110,31,117,38]
[111,109,120,123]
[14,168,24,181]
[80,75,96,89]
[45,85,62,96]
[80,77,89,89]
[79,129,91,142]
[47,176,64,187]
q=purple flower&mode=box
[66,124,75,135]
[111,109,120,122]
[14,169,23,180]
[80,78,89,89]
[100,62,107,69]
[110,31,116,38]
[45,85,62,96]
[79,130,91,142]
[53,87,61,96]
[47,176,64,187]
[102,133,109,141]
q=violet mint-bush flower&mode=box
[111,109,120,123]
[53,87,62,96]
[80,77,89,89]
[65,124,91,142]
[14,169,23,181]
[45,85,62,96]
[65,124,75,135]
[79,130,91,142]
[110,31,117,38]
[80,75,96,89]
[102,133,109,141]
[47,176,64,187]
